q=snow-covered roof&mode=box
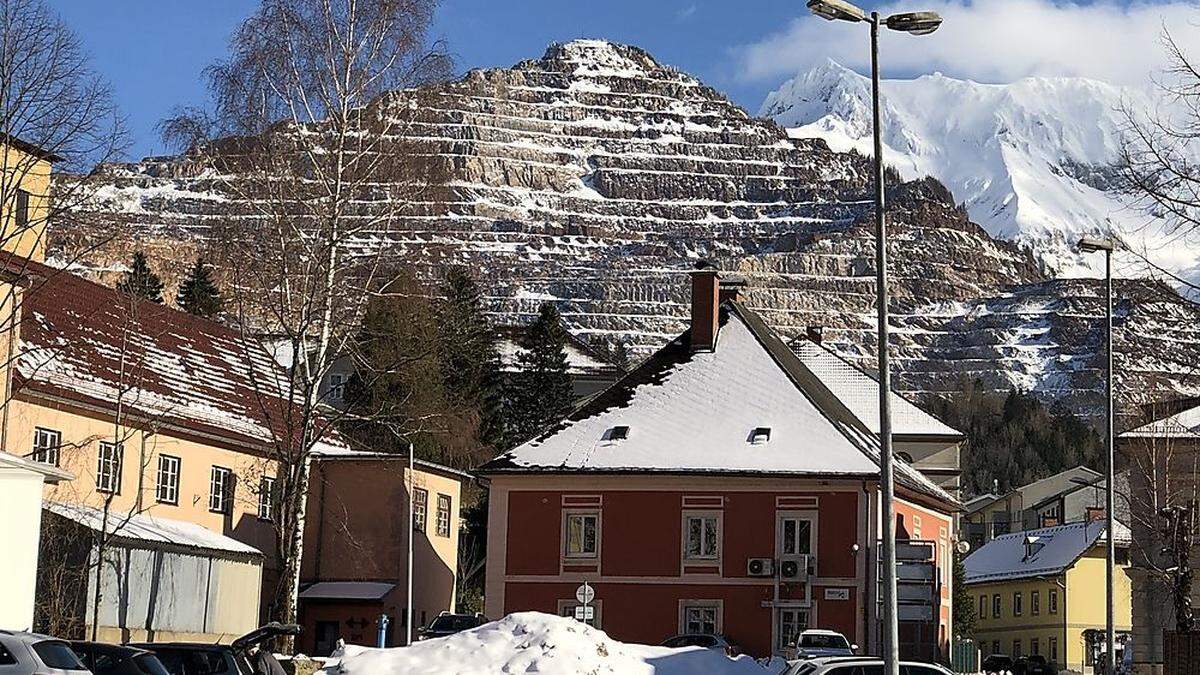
[45,501,263,558]
[0,450,73,482]
[482,302,954,507]
[299,581,395,601]
[1121,401,1200,439]
[790,339,963,439]
[9,257,351,455]
[964,520,1131,585]
[495,326,617,376]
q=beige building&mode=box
[0,134,56,262]
[962,466,1112,549]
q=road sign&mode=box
[576,582,595,605]
[574,605,595,621]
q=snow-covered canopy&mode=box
[45,501,262,558]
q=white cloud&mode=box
[734,0,1200,86]
[676,4,698,22]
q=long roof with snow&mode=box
[45,501,262,559]
[791,339,963,439]
[9,257,349,455]
[964,520,1131,585]
[1121,400,1200,439]
[481,301,955,508]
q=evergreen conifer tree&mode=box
[435,267,504,448]
[952,552,976,639]
[116,251,164,303]
[176,257,224,317]
[504,303,573,447]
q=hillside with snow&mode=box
[760,61,1200,285]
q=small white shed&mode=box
[0,451,72,631]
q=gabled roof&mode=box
[45,501,262,559]
[8,256,349,455]
[495,325,619,376]
[1121,400,1200,439]
[481,302,955,508]
[964,520,1131,585]
[790,339,963,440]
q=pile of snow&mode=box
[326,612,785,675]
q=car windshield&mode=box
[664,635,718,648]
[801,634,850,649]
[429,616,480,632]
[150,649,236,675]
[134,655,173,675]
[34,641,88,670]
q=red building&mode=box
[480,269,960,659]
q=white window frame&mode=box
[156,454,181,505]
[992,594,1002,618]
[1048,588,1059,614]
[777,606,811,652]
[1031,590,1041,616]
[778,513,816,557]
[563,510,600,559]
[1013,591,1023,617]
[436,493,452,538]
[682,511,721,562]
[978,594,987,619]
[209,465,233,513]
[33,427,61,466]
[413,487,428,532]
[328,372,347,402]
[679,600,722,635]
[258,476,276,520]
[96,441,123,494]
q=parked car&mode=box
[70,643,170,675]
[0,630,92,675]
[660,633,740,657]
[982,654,1014,675]
[781,656,954,675]
[416,613,488,641]
[1020,655,1058,675]
[130,623,300,675]
[786,629,856,660]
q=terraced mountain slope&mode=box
[53,40,1200,416]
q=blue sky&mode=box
[47,0,1192,160]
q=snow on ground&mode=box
[326,612,786,675]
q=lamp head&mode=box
[1078,236,1116,253]
[884,11,943,35]
[806,0,867,22]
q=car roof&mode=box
[127,643,230,651]
[0,630,65,645]
[800,629,845,636]
[72,642,153,656]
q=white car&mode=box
[786,629,857,660]
[0,630,93,675]
[781,656,954,675]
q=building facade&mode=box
[966,520,1133,673]
[481,270,959,659]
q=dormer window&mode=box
[750,427,771,445]
[1023,535,1044,561]
[602,426,630,444]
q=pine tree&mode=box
[435,267,504,449]
[116,251,164,303]
[504,303,574,447]
[952,551,976,639]
[176,257,223,317]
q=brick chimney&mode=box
[690,262,720,352]
[806,326,825,345]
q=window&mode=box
[683,603,719,635]
[1012,640,1022,658]
[978,595,987,619]
[258,476,276,520]
[912,514,922,538]
[750,427,771,445]
[328,373,346,402]
[209,466,232,513]
[684,513,720,560]
[565,512,599,558]
[96,441,123,493]
[1013,592,1023,616]
[413,487,428,532]
[780,516,813,555]
[1049,588,1059,614]
[1031,638,1040,656]
[992,594,1001,618]
[1049,637,1058,662]
[1031,590,1041,615]
[32,427,61,466]
[777,608,809,651]
[15,189,30,230]
[156,455,181,505]
[436,493,452,537]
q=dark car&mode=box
[982,654,1014,675]
[130,623,300,675]
[70,643,171,675]
[660,633,740,657]
[1020,655,1058,675]
[416,613,488,641]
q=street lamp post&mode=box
[1079,235,1116,675]
[804,4,942,674]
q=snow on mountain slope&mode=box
[760,61,1200,284]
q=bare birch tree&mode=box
[160,0,451,645]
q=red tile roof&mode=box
[6,255,347,454]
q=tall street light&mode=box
[1079,235,1116,675]
[804,3,942,673]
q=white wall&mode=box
[0,466,48,630]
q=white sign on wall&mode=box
[824,588,850,601]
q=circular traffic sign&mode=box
[575,582,595,604]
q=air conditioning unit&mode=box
[747,557,774,577]
[780,555,812,581]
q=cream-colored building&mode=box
[0,134,55,262]
[0,450,71,631]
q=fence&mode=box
[950,637,978,674]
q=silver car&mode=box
[782,656,954,675]
[0,631,93,675]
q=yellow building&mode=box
[0,134,57,261]
[965,520,1132,672]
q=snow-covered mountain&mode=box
[760,60,1200,284]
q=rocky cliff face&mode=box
[53,39,1200,416]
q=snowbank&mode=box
[326,612,785,675]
